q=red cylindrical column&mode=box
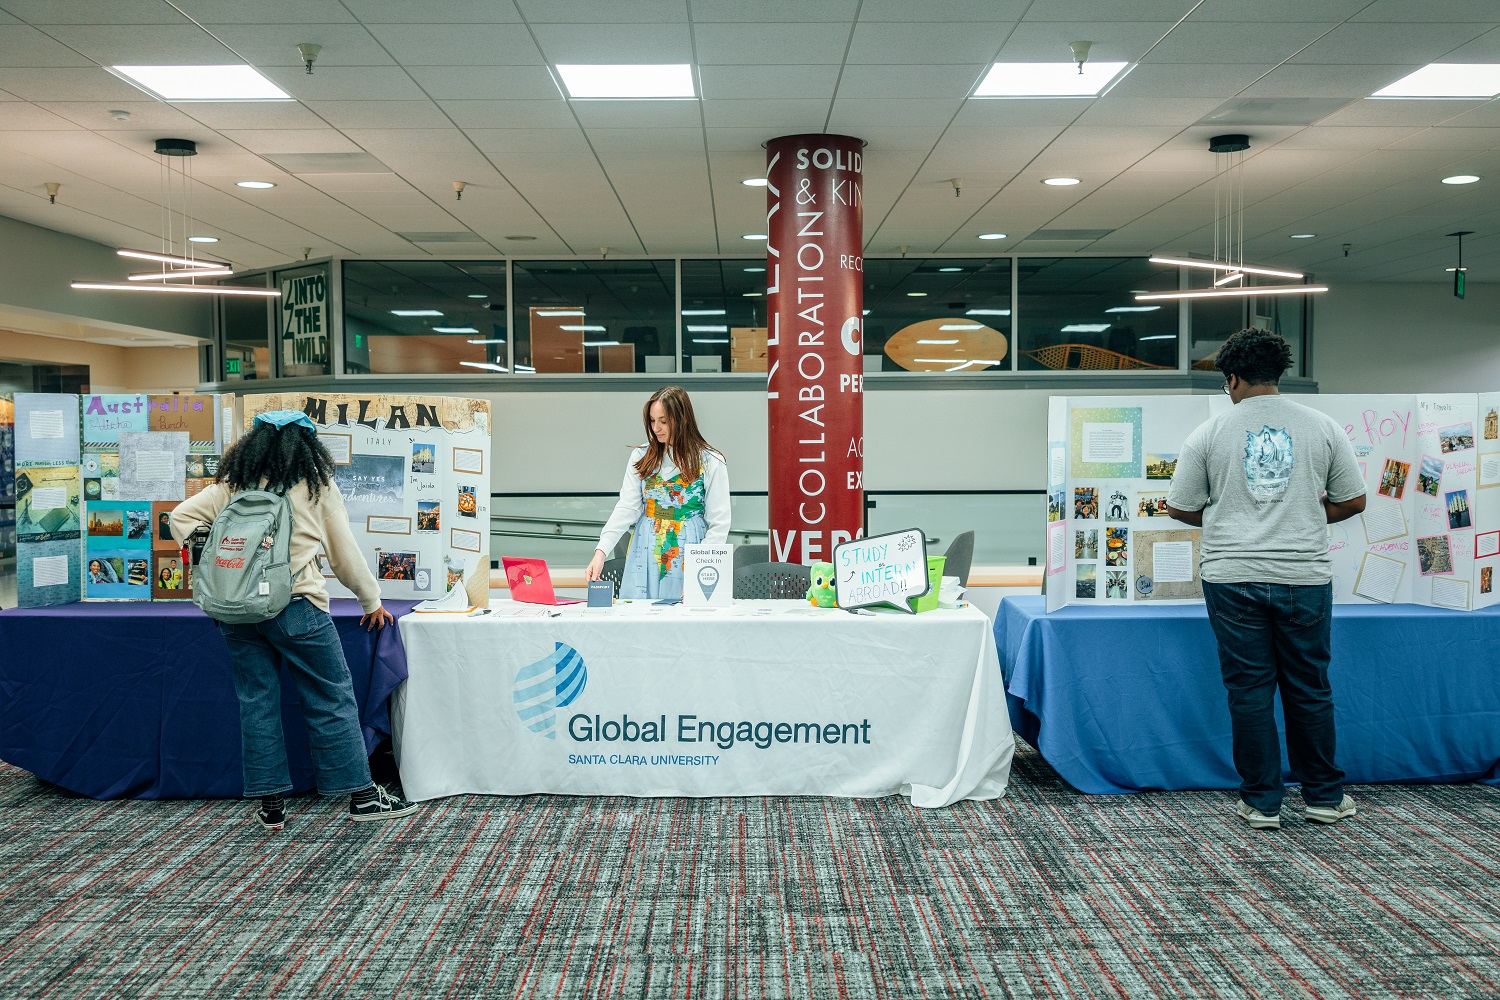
[765,133,864,565]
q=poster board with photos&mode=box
[0,395,14,557]
[1046,395,1213,611]
[1047,393,1500,612]
[14,393,82,607]
[242,392,492,610]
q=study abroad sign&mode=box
[765,133,866,566]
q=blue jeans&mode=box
[1201,581,1345,815]
[218,597,373,798]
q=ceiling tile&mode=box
[1351,0,1500,21]
[836,64,983,100]
[996,21,1178,62]
[465,128,590,154]
[570,100,702,128]
[174,102,331,130]
[365,23,544,65]
[341,128,478,153]
[37,101,206,131]
[305,100,451,129]
[37,23,238,63]
[698,64,841,100]
[171,1,357,24]
[1241,64,1419,99]
[0,68,154,102]
[218,129,364,154]
[691,0,860,22]
[847,22,1014,64]
[1273,125,1427,149]
[0,102,76,129]
[1316,100,1485,128]
[405,65,561,101]
[1439,25,1500,61]
[1288,21,1498,65]
[1144,22,1341,64]
[528,22,692,63]
[440,99,578,129]
[340,0,523,22]
[0,25,96,65]
[705,127,794,152]
[693,23,854,65]
[859,0,1029,21]
[261,66,431,101]
[1074,97,1224,127]
[205,24,399,67]
[517,0,688,21]
[1105,63,1276,99]
[828,98,964,128]
[588,128,704,152]
[701,98,827,129]
[0,1,189,24]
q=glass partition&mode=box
[218,273,271,380]
[680,259,766,373]
[862,258,1012,373]
[343,260,506,375]
[512,260,675,375]
[1016,258,1178,371]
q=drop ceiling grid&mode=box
[0,0,1489,277]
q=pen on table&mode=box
[467,608,491,617]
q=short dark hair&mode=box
[1216,328,1293,386]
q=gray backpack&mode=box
[193,489,296,624]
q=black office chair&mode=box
[733,543,769,572]
[734,562,811,599]
[943,530,975,587]
[599,556,626,598]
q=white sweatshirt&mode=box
[597,447,731,555]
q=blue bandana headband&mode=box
[254,409,316,432]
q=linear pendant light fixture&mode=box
[1139,135,1325,303]
[73,138,279,299]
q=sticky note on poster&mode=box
[834,528,929,614]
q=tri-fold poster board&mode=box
[5,390,492,611]
[1047,392,1500,613]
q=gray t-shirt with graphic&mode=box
[1167,395,1365,585]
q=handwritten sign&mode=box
[280,271,329,371]
[834,528,929,614]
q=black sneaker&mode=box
[349,784,418,823]
[254,802,286,832]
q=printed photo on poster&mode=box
[1104,570,1128,599]
[1416,455,1443,498]
[377,551,417,581]
[1481,566,1493,595]
[16,467,81,541]
[1074,529,1097,561]
[1416,534,1454,576]
[1145,453,1177,480]
[446,564,466,593]
[1073,486,1098,520]
[86,550,151,600]
[86,507,123,538]
[1438,422,1474,454]
[1075,563,1097,599]
[1486,407,1498,441]
[1047,489,1064,523]
[457,484,478,518]
[416,501,440,533]
[1377,458,1410,500]
[1105,490,1130,523]
[153,502,180,549]
[333,454,405,519]
[152,551,191,600]
[411,442,436,474]
[1136,492,1169,518]
[126,508,151,541]
[1105,527,1129,566]
[1445,489,1471,530]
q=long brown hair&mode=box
[634,385,718,482]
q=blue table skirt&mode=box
[996,596,1500,794]
[0,600,415,800]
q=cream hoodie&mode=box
[169,479,383,614]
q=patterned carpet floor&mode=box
[0,745,1497,1000]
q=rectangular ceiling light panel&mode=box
[973,62,1129,98]
[555,64,696,99]
[111,65,292,102]
[1371,64,1500,99]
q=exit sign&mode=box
[224,358,242,375]
[1455,270,1466,299]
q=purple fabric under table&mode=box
[0,600,415,800]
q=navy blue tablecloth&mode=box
[0,600,415,800]
[996,596,1500,794]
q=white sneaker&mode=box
[1235,800,1281,830]
[1305,794,1357,825]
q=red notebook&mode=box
[503,557,584,605]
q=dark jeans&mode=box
[1201,580,1345,815]
[218,597,373,798]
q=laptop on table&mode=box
[502,557,585,605]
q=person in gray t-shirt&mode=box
[1166,329,1366,831]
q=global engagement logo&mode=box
[512,642,587,740]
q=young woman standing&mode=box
[586,386,730,600]
[171,410,417,831]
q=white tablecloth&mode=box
[393,600,1014,808]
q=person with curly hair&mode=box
[1166,329,1366,831]
[170,411,416,832]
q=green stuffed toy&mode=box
[806,562,838,607]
